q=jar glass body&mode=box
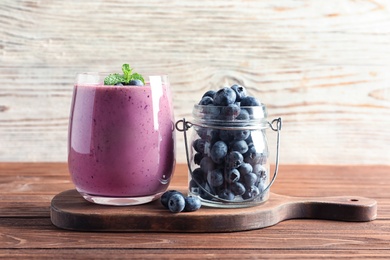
[188,104,271,208]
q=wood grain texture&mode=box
[2,218,390,249]
[0,163,389,259]
[2,249,390,260]
[0,1,390,164]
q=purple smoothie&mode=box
[68,80,175,200]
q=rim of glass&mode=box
[76,72,168,76]
[75,72,168,85]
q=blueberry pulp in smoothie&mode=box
[68,83,175,198]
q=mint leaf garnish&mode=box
[104,73,124,85]
[122,64,133,83]
[104,64,145,86]
[131,73,145,85]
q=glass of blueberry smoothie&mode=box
[68,64,175,206]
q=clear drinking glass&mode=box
[68,73,175,205]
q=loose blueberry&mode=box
[242,186,260,200]
[226,168,240,183]
[257,180,267,194]
[207,168,224,187]
[253,164,267,174]
[202,90,216,99]
[257,169,267,181]
[161,190,182,209]
[236,108,250,121]
[213,87,237,106]
[194,152,204,165]
[201,105,220,120]
[240,96,260,106]
[210,141,228,164]
[218,189,235,200]
[168,193,186,213]
[193,139,206,154]
[238,163,253,176]
[206,129,220,145]
[227,151,243,168]
[219,130,234,143]
[199,96,214,105]
[243,172,258,187]
[128,79,144,86]
[255,170,267,187]
[231,182,246,196]
[244,143,257,158]
[231,84,247,102]
[250,186,260,197]
[184,196,202,212]
[114,82,124,86]
[220,104,240,120]
[199,183,214,200]
[231,140,249,154]
[233,129,250,141]
[192,167,206,185]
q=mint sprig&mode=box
[131,73,144,83]
[104,73,125,85]
[122,64,133,83]
[104,64,145,85]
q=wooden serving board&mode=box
[50,189,377,233]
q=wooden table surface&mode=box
[0,163,389,259]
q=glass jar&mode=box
[176,104,281,208]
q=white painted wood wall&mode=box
[1,0,390,165]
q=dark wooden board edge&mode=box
[50,189,377,233]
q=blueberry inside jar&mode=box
[187,84,275,208]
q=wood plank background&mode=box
[0,0,389,165]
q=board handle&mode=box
[285,195,377,222]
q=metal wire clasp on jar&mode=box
[176,104,282,208]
